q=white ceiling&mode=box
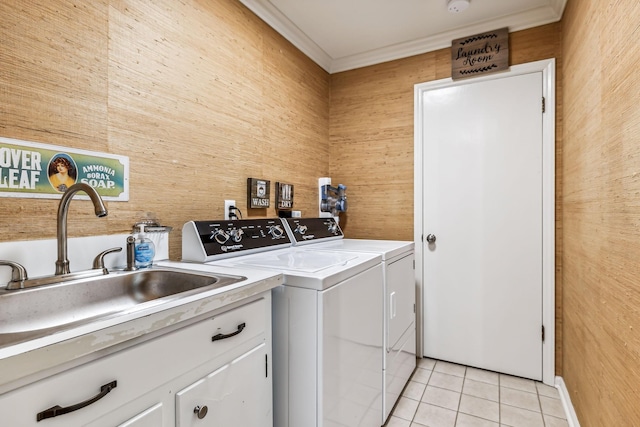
[239,0,567,73]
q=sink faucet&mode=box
[55,183,108,275]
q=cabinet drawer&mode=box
[0,296,268,426]
[200,296,267,359]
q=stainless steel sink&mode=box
[0,268,245,349]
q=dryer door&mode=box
[387,253,416,349]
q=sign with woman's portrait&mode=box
[48,154,78,193]
[0,136,129,201]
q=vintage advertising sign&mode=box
[451,27,509,80]
[0,136,129,201]
[247,177,270,209]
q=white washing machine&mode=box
[282,217,416,423]
[181,218,385,427]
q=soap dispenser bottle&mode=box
[134,224,155,268]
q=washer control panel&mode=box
[182,218,291,261]
[282,217,344,245]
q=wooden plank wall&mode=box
[0,0,330,259]
[562,0,640,425]
[329,24,564,373]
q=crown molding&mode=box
[239,0,567,74]
[331,4,565,73]
[239,0,332,71]
[550,0,568,17]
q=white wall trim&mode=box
[238,0,332,71]
[414,58,556,385]
[240,0,566,73]
[331,6,561,73]
[550,0,569,17]
[540,58,557,386]
[556,376,582,427]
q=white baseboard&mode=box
[555,376,581,427]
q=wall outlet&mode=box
[224,200,236,220]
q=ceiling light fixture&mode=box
[448,0,470,13]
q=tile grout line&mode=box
[453,367,466,426]
[537,384,546,427]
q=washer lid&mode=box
[209,248,382,290]
[235,250,358,273]
[312,239,414,260]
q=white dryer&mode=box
[282,217,416,423]
[181,218,384,427]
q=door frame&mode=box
[413,59,556,385]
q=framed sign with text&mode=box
[0,136,129,201]
[276,182,294,210]
[247,177,270,208]
[451,27,509,80]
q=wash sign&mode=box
[0,136,129,201]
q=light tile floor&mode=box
[386,358,569,427]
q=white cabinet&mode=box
[176,342,270,426]
[117,403,165,427]
[0,293,272,427]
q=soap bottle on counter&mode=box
[134,224,155,268]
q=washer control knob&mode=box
[268,225,284,238]
[230,228,244,242]
[295,225,308,235]
[328,222,338,234]
[211,229,229,244]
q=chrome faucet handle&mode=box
[0,260,28,289]
[92,247,123,274]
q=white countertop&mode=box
[0,262,282,394]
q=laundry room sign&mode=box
[451,27,509,80]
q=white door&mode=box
[421,71,545,380]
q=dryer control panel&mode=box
[282,217,344,246]
[182,218,291,262]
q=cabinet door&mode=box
[176,342,271,427]
[117,403,164,427]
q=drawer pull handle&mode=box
[36,380,117,422]
[211,322,246,342]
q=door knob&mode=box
[426,234,436,244]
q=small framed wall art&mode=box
[247,177,270,208]
[276,182,294,210]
